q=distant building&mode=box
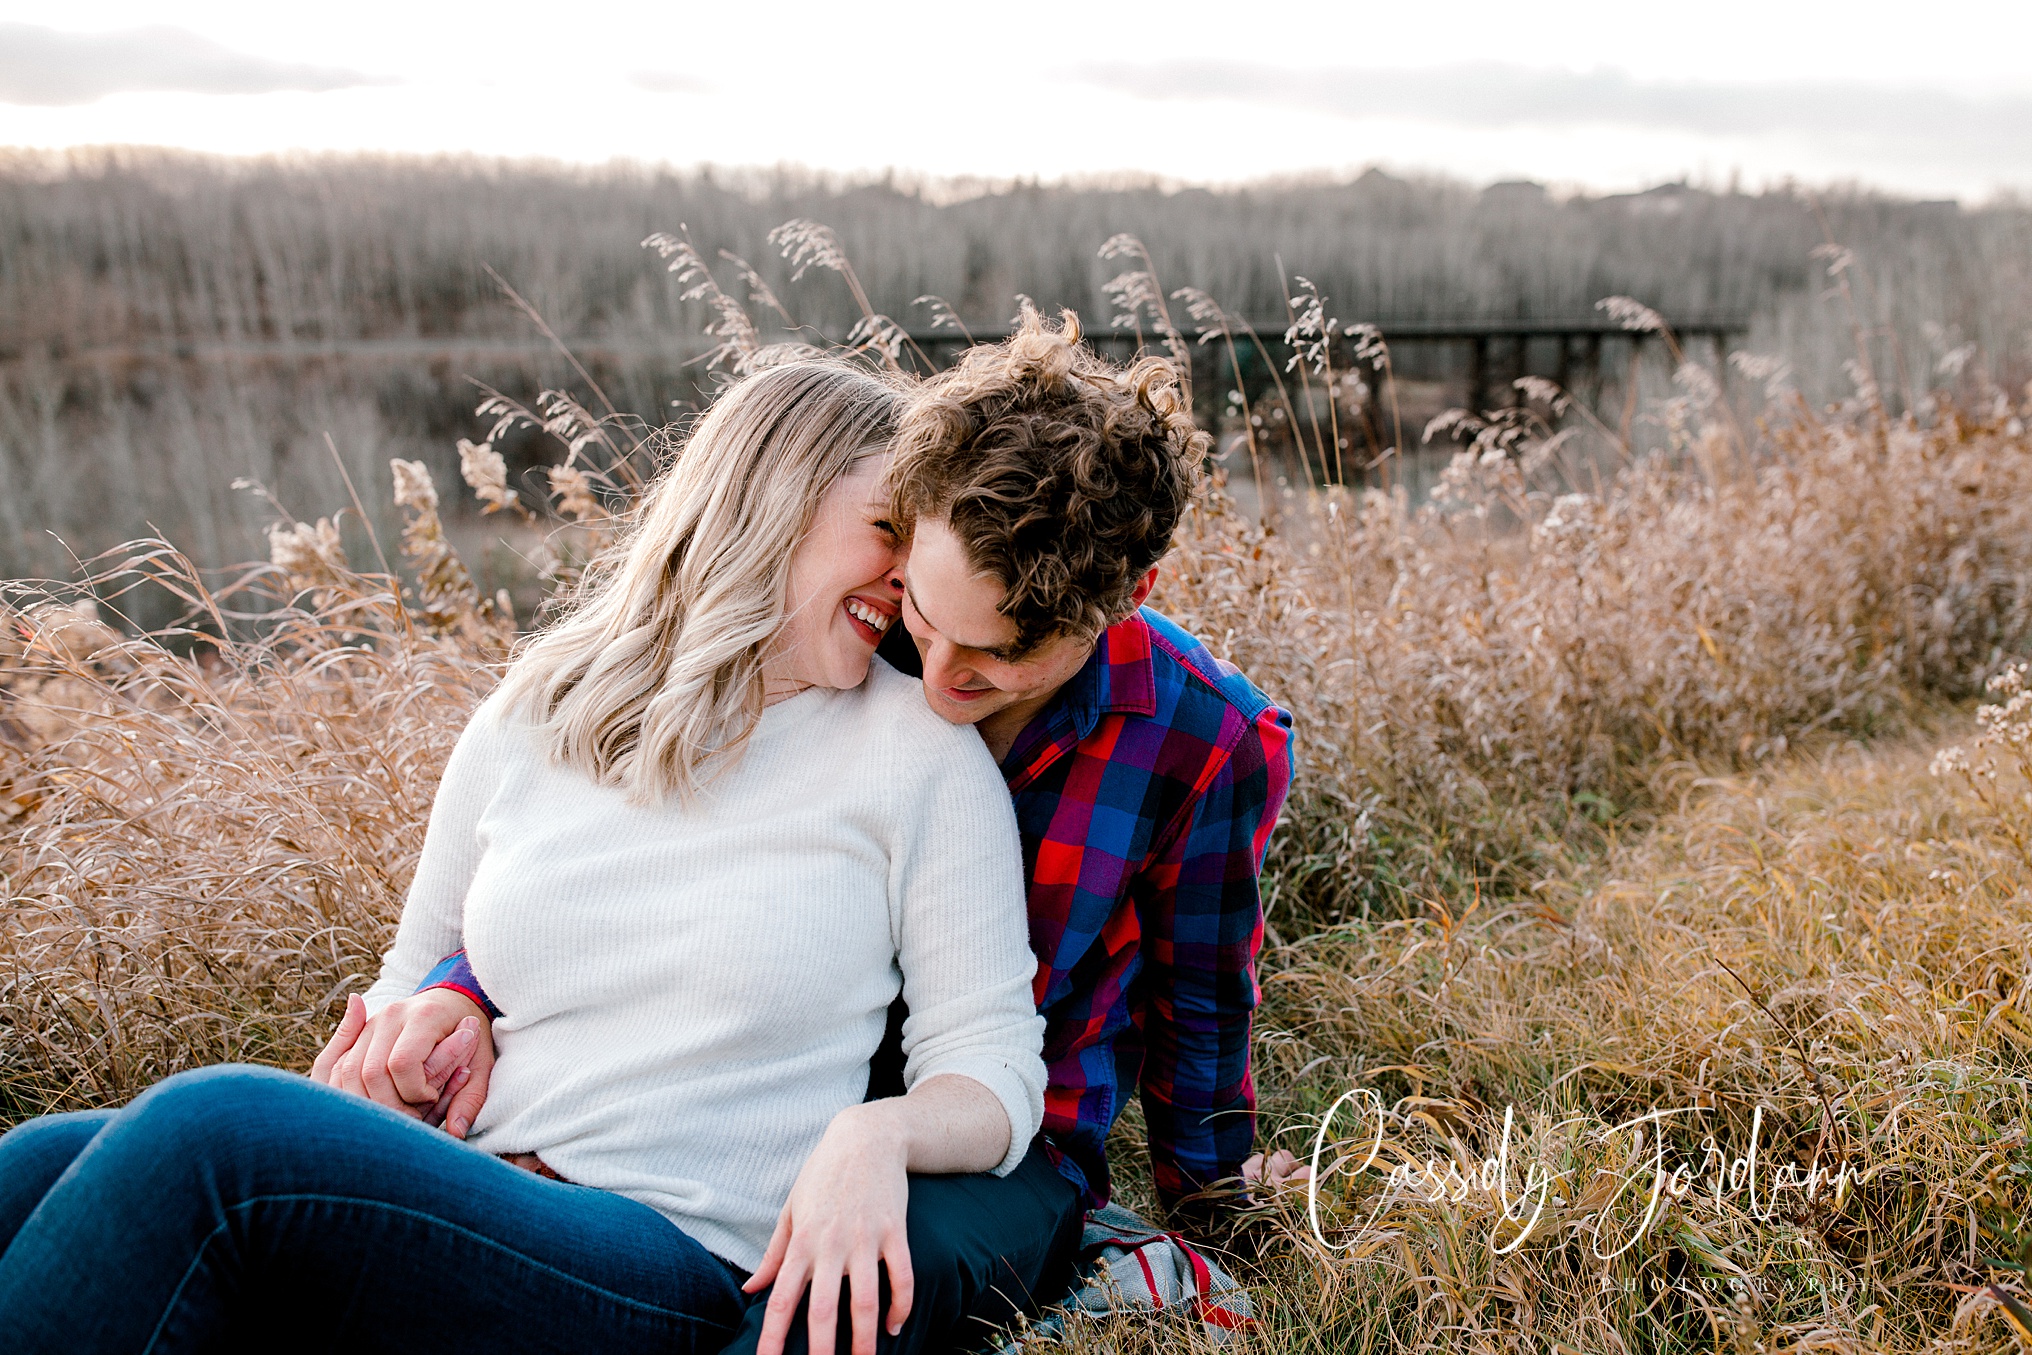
[1601,182,1697,215]
[1481,179,1548,206]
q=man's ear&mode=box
[1127,567,1159,611]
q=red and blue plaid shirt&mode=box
[1000,606,1293,1212]
[421,606,1292,1215]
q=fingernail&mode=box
[448,1116,467,1138]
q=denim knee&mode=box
[117,1063,327,1158]
[0,1108,119,1253]
[0,1109,113,1167]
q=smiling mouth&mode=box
[843,597,895,644]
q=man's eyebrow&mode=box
[905,576,1018,658]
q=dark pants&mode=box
[0,1065,746,1353]
[721,1146,1084,1355]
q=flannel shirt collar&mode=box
[1005,610,1158,783]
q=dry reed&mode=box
[1160,392,2032,925]
[0,526,495,1119]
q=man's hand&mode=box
[1240,1148,1311,1197]
[309,989,495,1138]
[744,1101,915,1355]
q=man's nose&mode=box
[921,639,966,684]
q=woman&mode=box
[0,359,1047,1355]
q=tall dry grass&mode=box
[5,220,2032,1350]
[0,501,503,1119]
[1161,390,2032,925]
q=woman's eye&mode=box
[873,519,898,538]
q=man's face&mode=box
[899,516,1095,731]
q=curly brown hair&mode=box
[889,305,1210,654]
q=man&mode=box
[874,308,1293,1225]
[330,309,1294,1353]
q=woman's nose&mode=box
[883,566,904,595]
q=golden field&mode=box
[5,225,2032,1352]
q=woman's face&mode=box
[765,454,905,697]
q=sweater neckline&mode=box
[756,682,834,730]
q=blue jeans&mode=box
[0,1065,745,1354]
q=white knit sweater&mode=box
[364,660,1046,1269]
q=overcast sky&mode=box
[4,1,2030,199]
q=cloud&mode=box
[627,71,713,96]
[0,24,388,106]
[1076,61,2032,159]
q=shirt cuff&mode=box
[415,950,501,1019]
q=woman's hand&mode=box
[744,1101,915,1355]
[309,990,495,1138]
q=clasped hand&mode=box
[308,989,492,1138]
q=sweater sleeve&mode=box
[888,720,1046,1177]
[362,696,509,1015]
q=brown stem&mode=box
[1711,952,1844,1167]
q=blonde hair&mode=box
[497,359,903,802]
